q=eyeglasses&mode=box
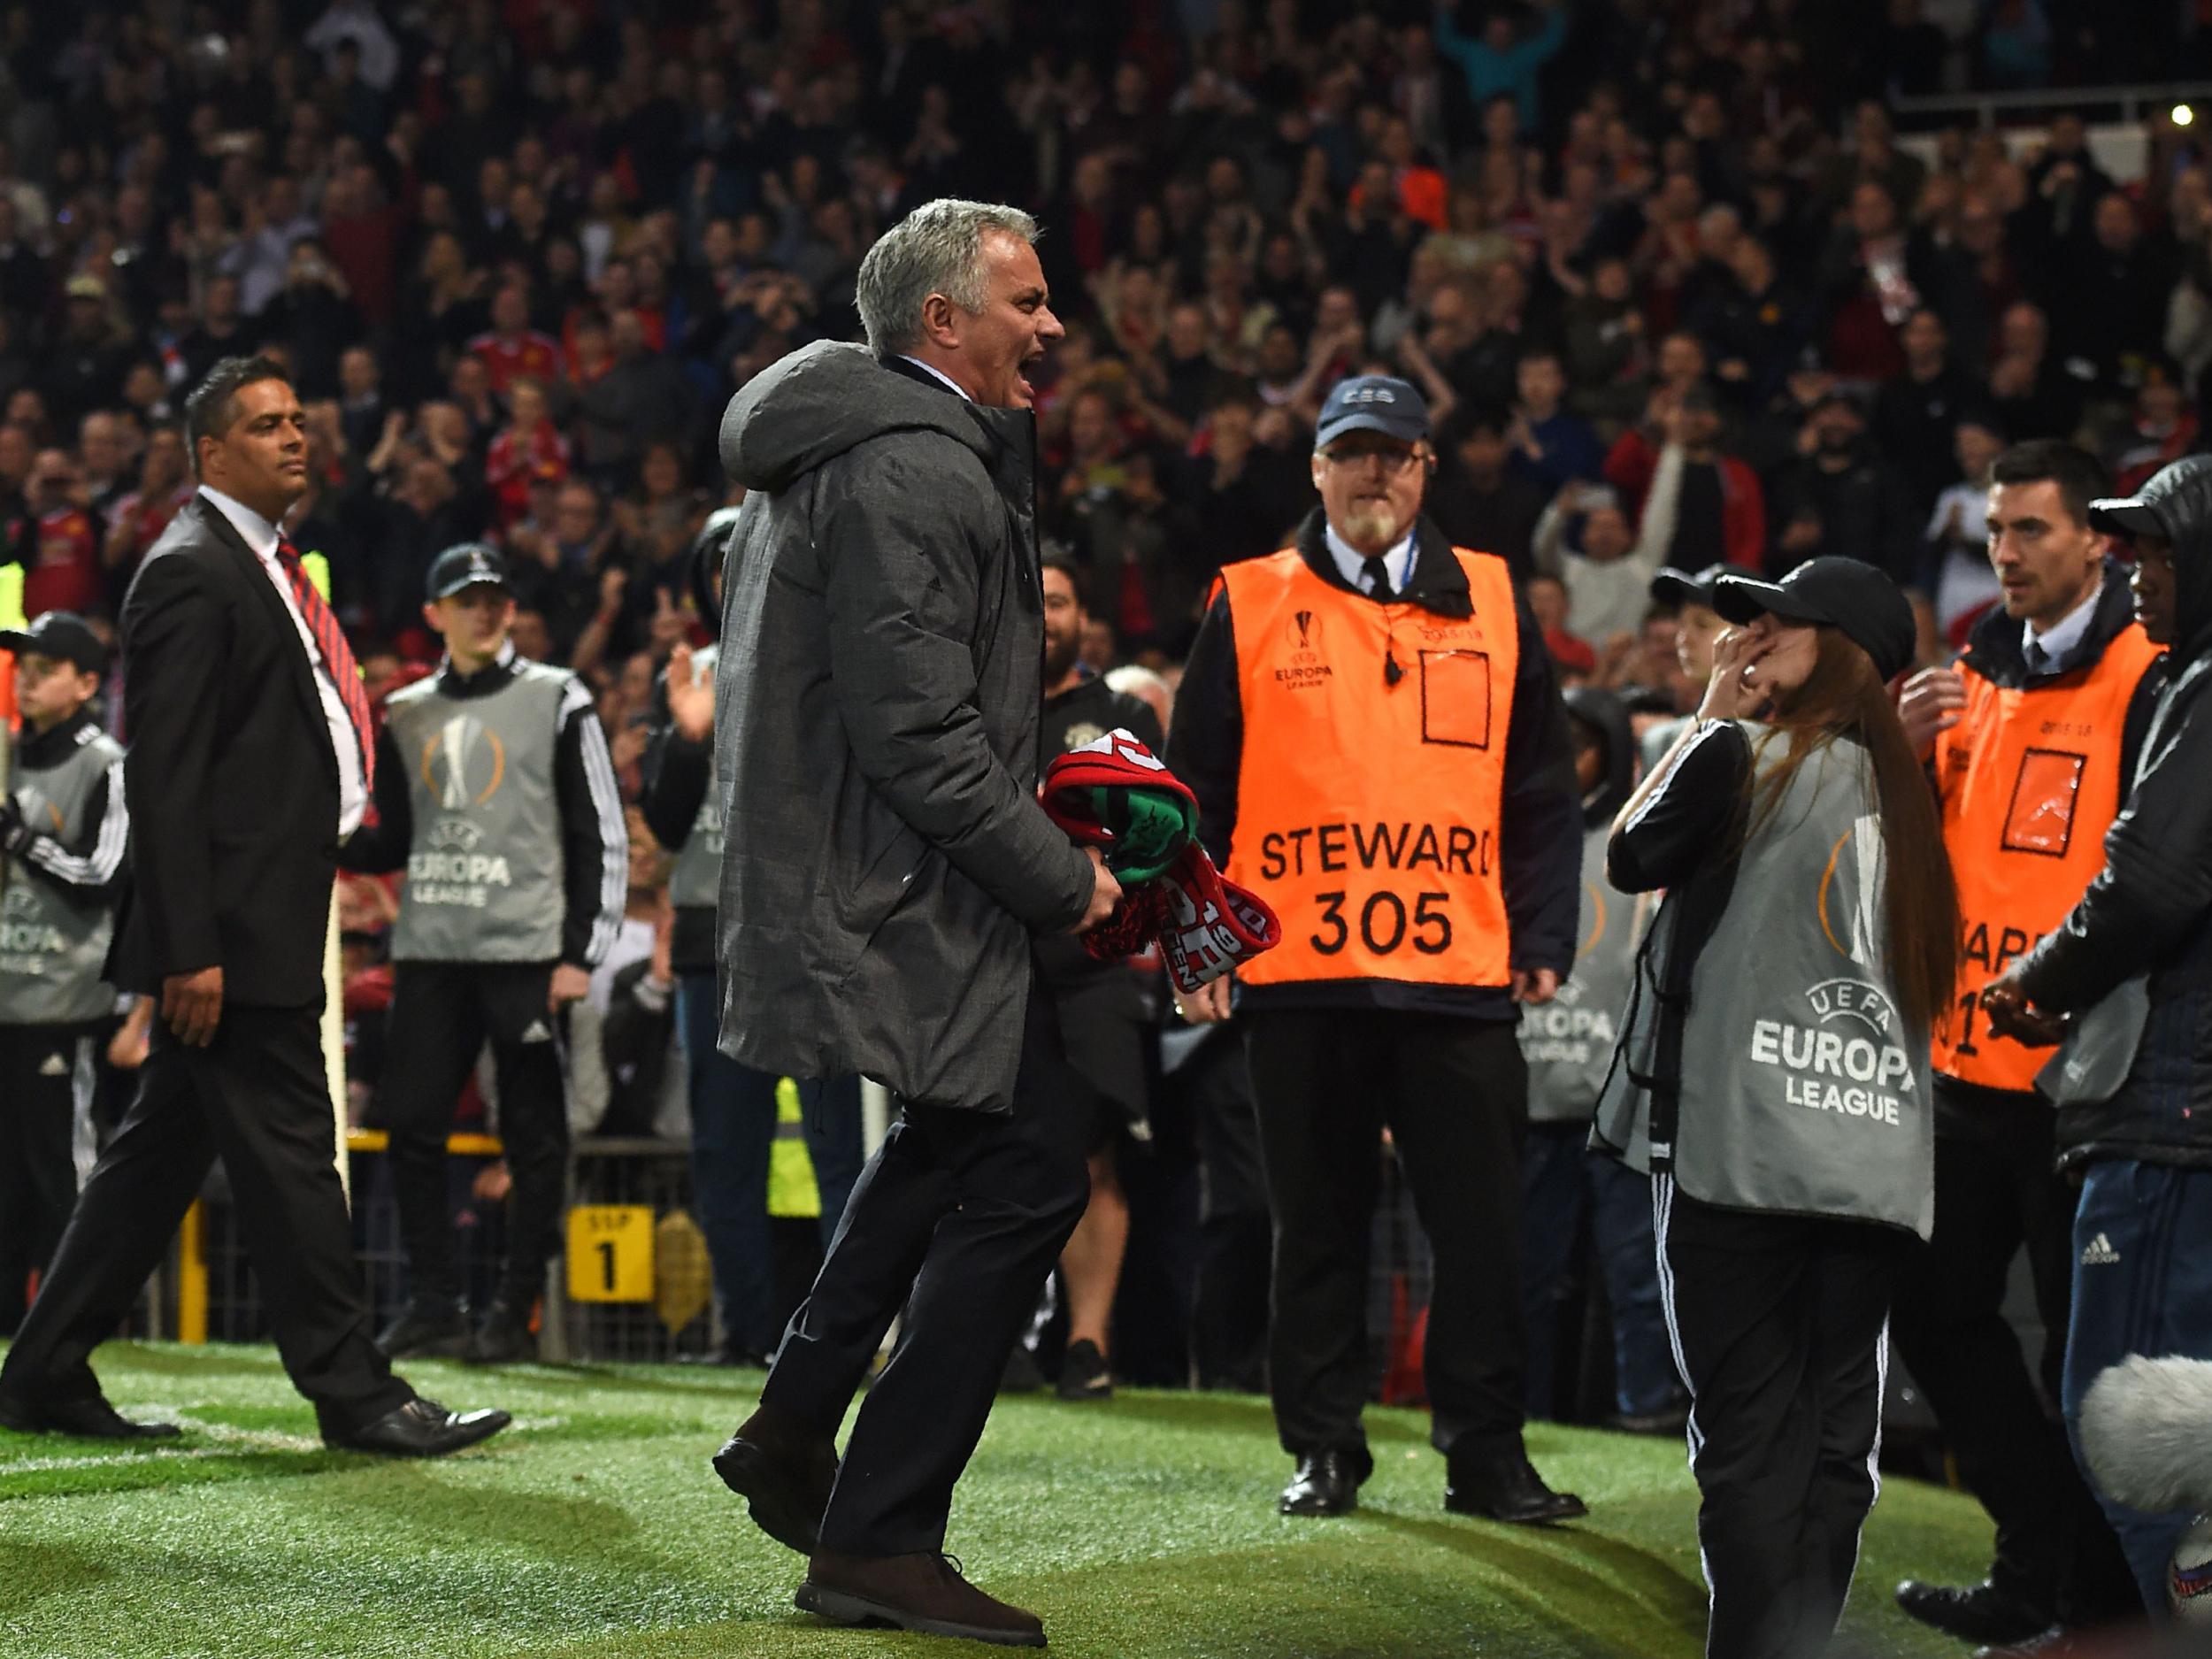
[1321,445,1423,472]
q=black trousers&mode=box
[1888,1116,2137,1620]
[1186,1030,1271,1393]
[1243,1008,1530,1461]
[0,1006,409,1436]
[374,961,569,1308]
[0,1022,98,1333]
[761,981,1090,1556]
[1655,1175,1908,1659]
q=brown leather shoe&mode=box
[797,1551,1046,1647]
[711,1403,838,1555]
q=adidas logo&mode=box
[2080,1233,2122,1266]
[37,1052,65,1077]
[518,1019,553,1044]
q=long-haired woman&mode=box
[1594,557,1958,1659]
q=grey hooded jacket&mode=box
[713,343,1095,1111]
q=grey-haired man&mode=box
[706,200,1120,1647]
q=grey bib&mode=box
[383,664,575,963]
[669,643,723,911]
[1595,726,1933,1238]
[0,730,123,1025]
[1520,825,1641,1123]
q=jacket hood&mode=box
[2098,454,2212,664]
[1563,685,1633,826]
[719,342,1013,495]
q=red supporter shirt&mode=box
[486,421,573,529]
[467,328,565,396]
[25,506,99,617]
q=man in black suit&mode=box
[0,356,509,1456]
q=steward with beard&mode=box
[1033,550,1165,1402]
[1170,373,1585,1525]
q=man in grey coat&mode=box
[707,199,1120,1649]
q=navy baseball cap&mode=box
[1314,375,1430,451]
[1650,563,1731,609]
[426,542,511,602]
[1712,557,1916,683]
[0,611,105,674]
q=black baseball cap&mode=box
[426,542,511,602]
[1712,557,1916,683]
[0,611,105,674]
[2087,453,2212,541]
[1314,374,1430,450]
[1650,562,1730,608]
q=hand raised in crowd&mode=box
[1896,666,1968,759]
[1071,845,1124,935]
[1980,972,2069,1048]
[548,963,591,1012]
[664,641,715,741]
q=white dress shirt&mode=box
[897,354,972,401]
[2022,572,2104,675]
[1324,522,1416,595]
[199,485,368,837]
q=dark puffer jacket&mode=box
[2016,455,2212,1170]
[713,343,1095,1112]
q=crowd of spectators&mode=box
[0,1,2203,732]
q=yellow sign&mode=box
[566,1204,655,1302]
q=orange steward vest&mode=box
[1930,621,2161,1091]
[1220,545,1517,990]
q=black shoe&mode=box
[463,1301,537,1365]
[1973,1630,2089,1659]
[1607,1402,1691,1436]
[0,1390,182,1440]
[329,1396,511,1457]
[999,1343,1045,1395]
[712,1402,839,1555]
[1445,1448,1587,1525]
[1056,1339,1114,1402]
[1279,1448,1369,1517]
[1896,1580,2054,1646]
[798,1550,1046,1647]
[375,1297,469,1360]
[680,1342,773,1368]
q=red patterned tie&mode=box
[276,536,376,790]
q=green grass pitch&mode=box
[0,1341,1993,1657]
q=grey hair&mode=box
[854,199,1040,356]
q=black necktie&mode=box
[1362,556,1395,600]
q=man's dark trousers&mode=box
[1242,1008,1531,1460]
[1888,1095,2135,1622]
[2062,1158,2212,1609]
[0,1006,408,1436]
[760,975,1090,1555]
[375,961,571,1311]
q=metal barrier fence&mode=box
[180,1132,735,1364]
[161,1118,1441,1386]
